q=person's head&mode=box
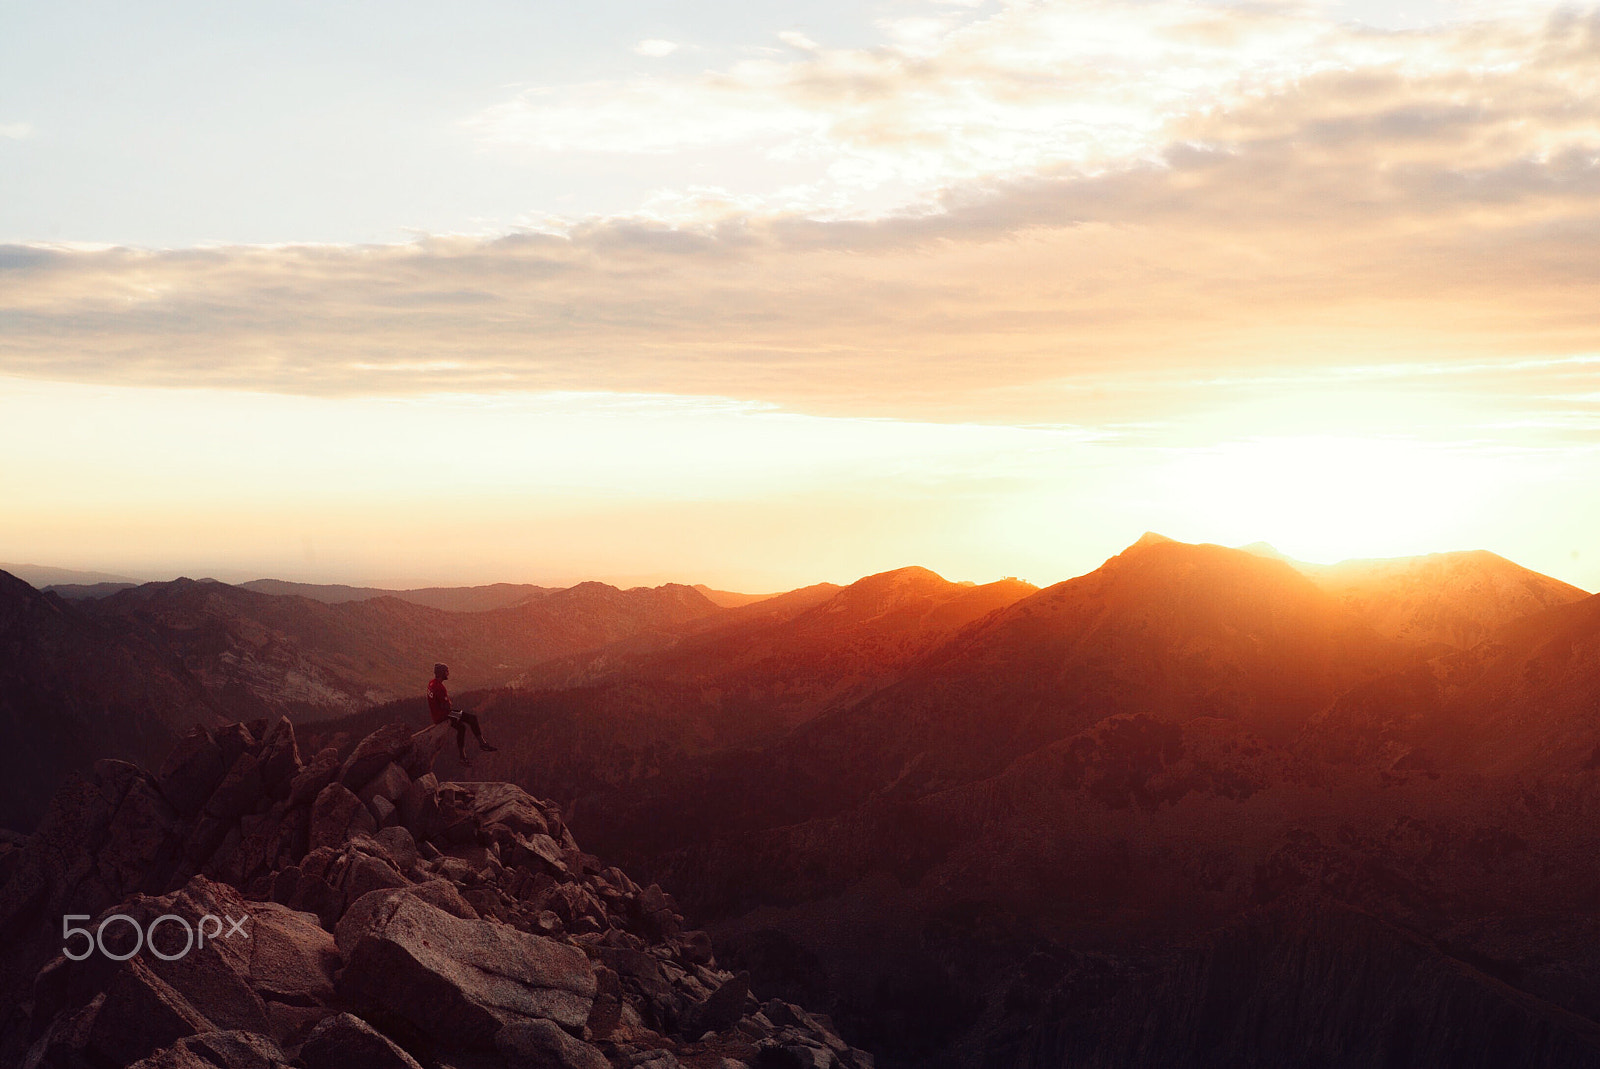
[434,663,449,680]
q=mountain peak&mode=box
[1130,531,1177,550]
[857,565,948,585]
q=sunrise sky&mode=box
[2,0,1597,591]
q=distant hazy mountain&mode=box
[692,584,780,608]
[0,569,215,830]
[77,577,724,721]
[41,581,137,600]
[239,577,553,611]
[0,562,136,587]
[521,568,1030,727]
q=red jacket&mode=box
[426,678,452,724]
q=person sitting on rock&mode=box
[426,662,497,762]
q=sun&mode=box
[1154,432,1505,564]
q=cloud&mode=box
[633,39,678,57]
[468,0,1491,215]
[6,4,1600,423]
[776,31,820,52]
[0,122,33,140]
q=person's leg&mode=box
[452,718,467,758]
[461,712,497,752]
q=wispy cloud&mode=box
[633,39,678,57]
[468,1,1600,219]
[0,122,33,140]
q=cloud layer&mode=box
[3,1,1600,423]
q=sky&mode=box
[1,0,1597,591]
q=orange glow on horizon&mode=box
[0,375,1592,595]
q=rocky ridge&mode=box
[0,716,869,1069]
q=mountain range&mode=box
[3,538,1599,1067]
[380,536,1599,1065]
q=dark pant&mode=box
[450,711,483,752]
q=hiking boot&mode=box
[480,742,499,753]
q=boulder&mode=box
[310,783,376,852]
[95,772,183,896]
[264,1001,334,1050]
[433,784,479,844]
[408,877,479,920]
[286,874,345,932]
[343,851,408,901]
[227,808,286,887]
[85,955,216,1067]
[46,888,268,1040]
[397,773,443,841]
[339,891,598,1045]
[203,752,264,823]
[128,1029,290,1069]
[157,727,227,818]
[594,945,665,984]
[369,794,397,827]
[339,724,414,793]
[762,1001,808,1030]
[358,761,412,805]
[247,901,340,1006]
[635,885,683,941]
[401,722,452,778]
[30,875,339,1064]
[287,748,341,807]
[183,814,232,866]
[335,883,479,958]
[214,723,255,775]
[271,804,311,869]
[494,1017,610,1069]
[470,782,551,838]
[508,832,568,877]
[678,930,716,967]
[373,826,420,874]
[256,717,303,792]
[693,973,750,1034]
[299,1012,422,1069]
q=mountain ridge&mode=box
[0,569,217,831]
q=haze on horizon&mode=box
[3,0,1598,593]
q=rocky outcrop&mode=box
[0,718,870,1069]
